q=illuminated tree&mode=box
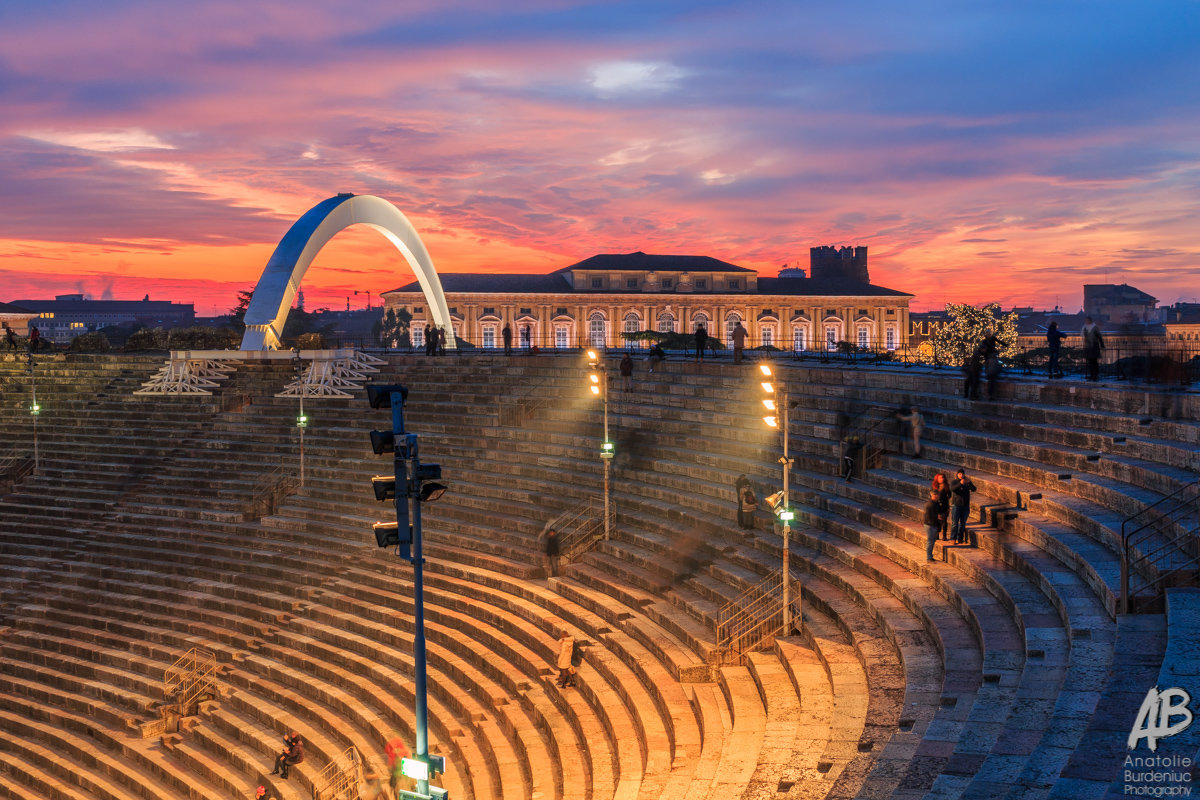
[932,303,1018,366]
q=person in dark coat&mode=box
[963,344,983,400]
[734,474,751,527]
[931,473,951,539]
[950,469,976,544]
[1046,321,1066,378]
[436,326,447,356]
[28,325,40,354]
[619,352,634,393]
[544,528,560,577]
[423,324,434,356]
[694,325,708,361]
[502,324,512,356]
[1082,316,1104,381]
[923,490,941,562]
[271,732,304,779]
[648,343,666,373]
[979,333,1001,399]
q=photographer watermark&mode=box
[1125,686,1195,796]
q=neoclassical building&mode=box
[381,250,912,352]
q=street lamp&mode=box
[760,364,794,633]
[27,353,39,471]
[292,348,307,488]
[586,350,613,540]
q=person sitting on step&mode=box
[271,732,304,779]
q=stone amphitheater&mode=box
[1,350,1198,800]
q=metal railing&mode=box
[712,573,794,666]
[555,497,612,561]
[313,746,364,800]
[163,647,218,712]
[1120,480,1200,613]
[248,462,301,520]
[498,380,553,427]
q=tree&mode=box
[932,303,1019,366]
[229,288,254,332]
[379,307,413,349]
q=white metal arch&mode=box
[241,193,456,351]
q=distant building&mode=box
[1083,284,1160,324]
[382,249,912,352]
[1163,303,1200,347]
[9,295,196,343]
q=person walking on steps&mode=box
[556,634,577,687]
[951,469,976,544]
[544,528,560,578]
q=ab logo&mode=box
[1128,686,1194,752]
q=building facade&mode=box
[7,295,196,343]
[381,250,912,353]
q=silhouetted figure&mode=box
[842,434,864,482]
[436,326,446,356]
[731,321,747,364]
[544,528,560,577]
[4,326,15,351]
[502,324,512,356]
[620,352,634,393]
[28,326,40,354]
[950,469,976,544]
[1082,316,1104,381]
[931,473,951,539]
[923,491,941,562]
[694,325,708,361]
[979,333,1001,399]
[1046,321,1066,378]
[963,344,983,399]
[895,405,923,458]
[424,324,434,356]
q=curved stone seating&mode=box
[1,354,1197,800]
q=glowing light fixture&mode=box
[761,382,774,393]
[762,399,776,411]
[763,415,778,427]
[590,385,601,395]
[759,364,772,377]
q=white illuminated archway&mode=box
[241,193,456,351]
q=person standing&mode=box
[931,473,951,539]
[4,325,15,351]
[555,634,577,688]
[731,321,747,364]
[28,325,40,354]
[739,484,758,529]
[962,344,983,400]
[1046,321,1066,378]
[694,325,708,362]
[502,323,512,356]
[619,352,633,393]
[896,405,923,458]
[544,528,560,578]
[923,490,941,562]
[423,324,434,356]
[1081,316,1104,381]
[436,326,447,356]
[979,332,1001,400]
[734,474,751,527]
[950,469,976,544]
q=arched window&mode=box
[657,311,675,334]
[589,312,607,347]
[623,312,643,348]
[761,324,776,347]
[725,312,742,343]
[692,312,709,333]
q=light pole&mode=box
[291,348,307,488]
[367,384,449,800]
[760,364,794,633]
[27,352,39,471]
[587,350,614,540]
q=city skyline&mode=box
[2,1,1199,316]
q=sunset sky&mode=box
[2,1,1198,315]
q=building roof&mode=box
[553,252,753,274]
[755,277,912,298]
[1084,283,1158,305]
[10,298,194,313]
[0,302,35,314]
[386,274,573,294]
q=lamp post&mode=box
[760,364,793,633]
[27,352,39,471]
[587,350,613,540]
[367,384,449,800]
[292,349,307,488]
